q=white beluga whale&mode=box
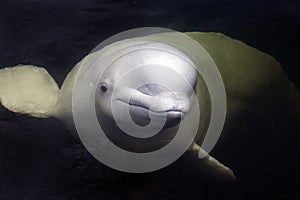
[1,28,299,179]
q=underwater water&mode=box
[0,0,299,199]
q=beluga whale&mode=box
[1,28,299,180]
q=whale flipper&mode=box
[0,65,59,118]
[190,142,236,181]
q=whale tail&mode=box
[0,65,59,118]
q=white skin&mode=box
[95,61,197,129]
[94,57,235,180]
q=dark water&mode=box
[0,0,299,199]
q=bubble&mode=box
[72,27,226,173]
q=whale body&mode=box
[0,32,299,179]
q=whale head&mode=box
[95,42,198,135]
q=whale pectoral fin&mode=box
[0,65,59,118]
[190,142,236,181]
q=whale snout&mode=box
[131,83,192,113]
[124,83,194,128]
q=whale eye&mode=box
[100,83,108,92]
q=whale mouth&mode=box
[125,100,187,117]
[129,103,185,128]
[116,100,186,128]
[113,83,192,128]
[130,102,186,115]
[166,110,184,118]
[117,100,186,114]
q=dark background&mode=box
[0,0,299,199]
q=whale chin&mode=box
[163,117,181,128]
[164,111,185,128]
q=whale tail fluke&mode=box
[0,65,59,118]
